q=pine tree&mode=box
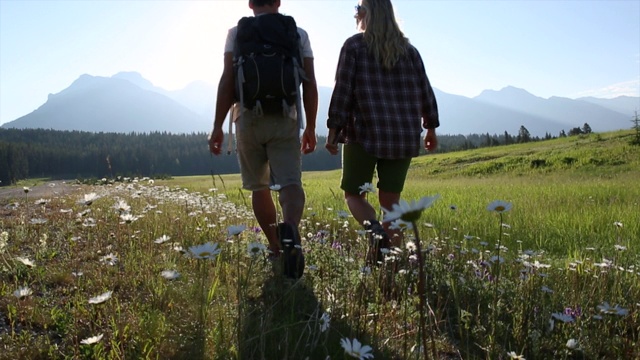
[631,111,640,146]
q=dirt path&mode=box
[0,180,82,203]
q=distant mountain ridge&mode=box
[2,72,638,137]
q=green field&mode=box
[1,130,638,359]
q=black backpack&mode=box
[234,13,303,111]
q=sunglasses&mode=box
[355,4,363,12]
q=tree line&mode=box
[0,125,592,185]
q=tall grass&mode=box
[0,131,638,359]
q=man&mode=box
[208,0,318,279]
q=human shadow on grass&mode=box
[237,266,406,360]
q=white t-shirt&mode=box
[223,22,314,58]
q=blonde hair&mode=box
[360,0,409,69]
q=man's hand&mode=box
[424,128,438,152]
[208,128,224,155]
[301,128,317,154]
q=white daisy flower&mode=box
[227,225,247,236]
[358,182,376,195]
[79,192,100,206]
[340,338,374,359]
[80,333,104,345]
[15,256,35,267]
[318,312,331,332]
[382,195,440,223]
[487,200,512,213]
[247,242,267,257]
[188,242,222,260]
[88,291,112,304]
[13,286,33,299]
[154,235,171,244]
[160,270,180,280]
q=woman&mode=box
[325,0,439,264]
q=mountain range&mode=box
[2,71,638,137]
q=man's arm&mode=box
[209,52,235,155]
[301,57,318,154]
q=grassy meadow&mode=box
[0,130,638,359]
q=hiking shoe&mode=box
[365,220,390,266]
[277,222,305,279]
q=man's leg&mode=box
[252,188,279,255]
[278,183,305,227]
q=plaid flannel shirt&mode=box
[327,34,439,159]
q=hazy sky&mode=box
[1,0,639,125]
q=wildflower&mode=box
[23,186,30,193]
[188,242,221,260]
[566,338,579,350]
[79,192,100,206]
[82,218,97,227]
[154,235,171,244]
[358,182,376,194]
[100,253,118,266]
[34,198,49,205]
[113,199,131,213]
[319,312,331,332]
[614,244,627,251]
[247,242,267,257]
[88,291,113,304]
[506,351,525,359]
[29,218,48,225]
[227,224,247,236]
[13,286,33,299]
[269,184,282,191]
[541,286,554,293]
[389,218,413,230]
[119,213,139,223]
[340,338,374,359]
[80,334,104,345]
[487,200,512,213]
[597,302,628,316]
[15,256,35,267]
[551,312,574,323]
[405,241,416,252]
[449,205,457,211]
[382,195,440,223]
[337,210,350,218]
[160,270,180,280]
[0,231,7,253]
[614,221,623,228]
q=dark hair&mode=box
[250,0,277,6]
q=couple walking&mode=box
[208,0,439,279]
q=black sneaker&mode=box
[365,220,390,266]
[277,222,305,279]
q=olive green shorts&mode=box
[235,111,301,191]
[340,143,412,195]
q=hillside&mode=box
[408,130,640,178]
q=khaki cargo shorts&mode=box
[235,111,301,191]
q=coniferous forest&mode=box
[0,126,583,185]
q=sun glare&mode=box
[142,2,248,91]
